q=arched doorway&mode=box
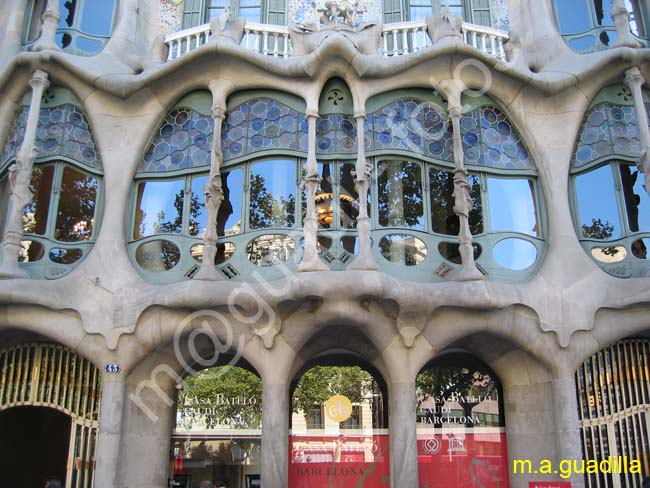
[0,406,71,487]
[288,355,389,487]
[171,362,263,488]
[576,338,650,487]
[416,353,508,488]
[0,343,102,488]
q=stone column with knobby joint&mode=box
[611,0,642,49]
[32,0,61,52]
[298,109,328,271]
[0,70,50,279]
[348,110,378,270]
[448,98,483,281]
[194,105,227,281]
[624,67,650,195]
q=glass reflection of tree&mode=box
[157,189,187,234]
[216,172,234,263]
[416,363,498,428]
[429,170,482,235]
[178,367,262,430]
[582,218,619,256]
[55,169,97,242]
[292,366,382,427]
[377,161,423,228]
[249,174,295,229]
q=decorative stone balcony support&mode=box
[446,86,483,281]
[0,70,50,279]
[348,110,378,271]
[299,109,329,272]
[624,67,650,195]
[32,0,61,52]
[194,87,228,281]
[611,0,642,49]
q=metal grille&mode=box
[0,343,101,488]
[576,338,650,488]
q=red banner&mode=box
[289,434,390,487]
[417,431,509,488]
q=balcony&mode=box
[164,19,509,62]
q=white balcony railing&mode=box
[164,20,509,62]
[380,20,508,59]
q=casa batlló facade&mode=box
[1,0,650,487]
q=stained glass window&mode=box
[1,104,102,170]
[222,98,305,161]
[572,103,642,169]
[139,108,213,173]
[367,98,455,162]
[460,106,532,170]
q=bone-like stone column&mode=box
[611,0,642,49]
[194,103,227,281]
[32,0,61,51]
[552,374,586,488]
[94,378,126,488]
[298,109,328,271]
[348,110,378,270]
[389,380,418,488]
[261,379,288,488]
[448,97,483,281]
[624,67,650,195]
[0,70,50,279]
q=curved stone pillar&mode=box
[94,378,127,488]
[261,379,289,488]
[389,381,418,488]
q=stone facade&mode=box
[0,0,649,488]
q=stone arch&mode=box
[0,337,103,488]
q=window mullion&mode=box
[48,162,64,241]
[182,176,192,237]
[243,162,251,234]
[612,161,632,237]
[480,172,490,234]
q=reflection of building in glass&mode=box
[2,1,650,488]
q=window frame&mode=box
[552,0,649,53]
[571,158,648,240]
[182,0,287,28]
[23,0,118,54]
[384,0,492,26]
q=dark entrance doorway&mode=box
[0,406,72,488]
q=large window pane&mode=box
[307,163,334,229]
[24,164,55,236]
[555,0,592,34]
[377,160,424,229]
[575,166,622,240]
[620,164,650,233]
[172,365,262,488]
[26,0,47,42]
[220,168,244,236]
[133,179,185,239]
[59,0,77,28]
[340,163,361,229]
[249,159,296,229]
[417,354,508,488]
[80,0,115,36]
[290,365,388,485]
[188,175,208,237]
[55,166,98,242]
[488,177,539,236]
[429,169,483,235]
